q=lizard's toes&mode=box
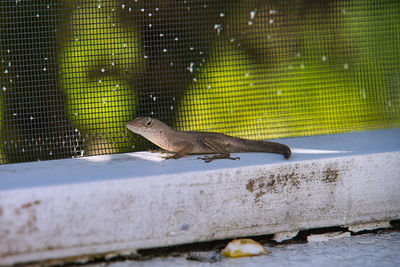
[197,156,212,163]
[163,154,178,160]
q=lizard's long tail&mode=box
[239,139,291,159]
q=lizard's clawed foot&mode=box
[198,155,240,163]
[163,154,179,160]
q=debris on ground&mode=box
[221,238,270,258]
[186,251,221,263]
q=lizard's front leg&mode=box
[198,138,240,163]
[163,143,194,160]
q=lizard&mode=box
[126,117,291,162]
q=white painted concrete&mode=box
[0,129,399,265]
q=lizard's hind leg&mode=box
[198,138,240,163]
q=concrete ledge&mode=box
[1,129,399,265]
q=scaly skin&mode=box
[126,117,291,162]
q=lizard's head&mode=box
[126,116,168,138]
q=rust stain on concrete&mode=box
[246,162,344,203]
[322,167,339,183]
[21,200,41,209]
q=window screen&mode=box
[1,0,399,164]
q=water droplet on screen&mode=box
[360,89,367,99]
[250,10,256,20]
[187,62,194,73]
[214,24,222,35]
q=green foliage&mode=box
[178,1,400,139]
[59,1,144,154]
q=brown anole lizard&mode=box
[126,117,291,162]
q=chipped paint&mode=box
[245,161,348,203]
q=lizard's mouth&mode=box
[125,123,137,132]
[126,123,145,137]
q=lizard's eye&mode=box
[145,118,153,127]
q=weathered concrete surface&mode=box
[0,129,399,265]
[81,231,400,267]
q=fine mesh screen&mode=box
[1,0,399,164]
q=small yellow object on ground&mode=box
[221,238,270,258]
